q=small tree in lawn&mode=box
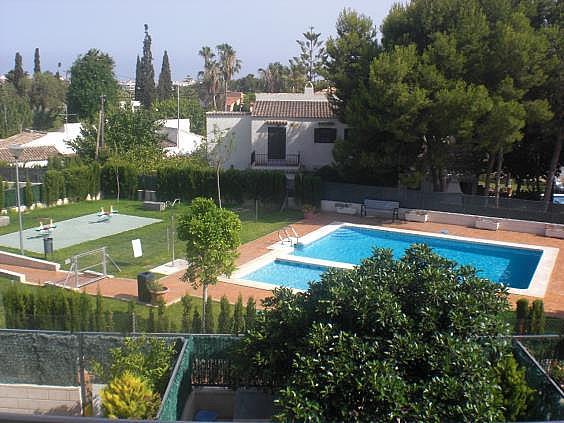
[206,126,234,208]
[178,197,241,332]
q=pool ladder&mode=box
[278,225,300,246]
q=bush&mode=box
[529,300,545,334]
[43,170,65,204]
[294,173,321,207]
[495,355,535,421]
[218,295,232,333]
[101,371,160,420]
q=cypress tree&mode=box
[24,179,33,208]
[79,292,92,331]
[205,295,214,333]
[134,55,141,101]
[138,24,156,108]
[11,52,25,95]
[180,295,192,333]
[157,302,168,332]
[232,294,244,334]
[147,308,155,333]
[157,50,173,101]
[34,48,41,74]
[217,295,232,333]
[515,299,529,335]
[191,309,202,333]
[529,300,545,334]
[0,177,4,210]
[94,288,104,331]
[55,62,61,79]
[104,310,113,332]
[245,297,256,331]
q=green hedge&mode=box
[101,161,139,200]
[3,185,41,208]
[156,164,286,205]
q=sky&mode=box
[1,0,398,81]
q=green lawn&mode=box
[0,200,302,278]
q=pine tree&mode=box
[218,295,232,333]
[180,295,192,333]
[245,297,256,331]
[205,295,214,333]
[157,50,173,101]
[191,309,202,333]
[137,24,156,108]
[34,48,41,74]
[232,294,244,335]
[293,26,326,83]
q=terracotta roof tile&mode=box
[0,131,45,148]
[252,100,336,119]
[0,146,61,163]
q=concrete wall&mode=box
[206,113,252,169]
[0,383,81,416]
[0,251,60,271]
[251,118,346,170]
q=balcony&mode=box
[251,151,300,169]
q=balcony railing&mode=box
[251,151,300,167]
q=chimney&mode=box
[304,82,314,96]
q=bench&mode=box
[360,199,399,221]
[143,201,166,211]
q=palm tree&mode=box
[258,62,289,92]
[198,46,221,110]
[216,43,241,111]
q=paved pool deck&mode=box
[2,213,563,316]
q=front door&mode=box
[268,127,286,161]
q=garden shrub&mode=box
[529,300,545,334]
[233,294,244,335]
[43,170,65,204]
[218,295,232,334]
[495,355,535,421]
[101,371,160,420]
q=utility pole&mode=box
[95,95,106,160]
[176,85,180,147]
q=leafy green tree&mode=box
[258,62,290,93]
[69,105,163,162]
[0,79,32,138]
[33,48,40,74]
[495,355,535,421]
[137,24,156,108]
[217,43,241,110]
[67,49,118,120]
[30,71,67,130]
[244,297,256,331]
[205,295,214,333]
[198,46,221,109]
[232,294,244,335]
[293,26,326,83]
[177,197,241,332]
[153,94,205,135]
[157,50,173,101]
[218,295,232,333]
[235,245,510,421]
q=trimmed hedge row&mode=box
[42,163,101,204]
[156,164,287,205]
[294,173,322,207]
[101,161,139,200]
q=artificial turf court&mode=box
[0,213,160,254]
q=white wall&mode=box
[0,383,81,415]
[251,118,346,170]
[206,113,252,169]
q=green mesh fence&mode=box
[3,185,42,208]
[513,338,564,420]
[158,335,240,422]
[0,331,79,385]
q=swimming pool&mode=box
[292,226,541,289]
[230,223,556,297]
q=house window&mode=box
[314,128,337,144]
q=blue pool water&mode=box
[242,260,327,290]
[292,226,541,289]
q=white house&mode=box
[160,119,204,156]
[206,85,346,172]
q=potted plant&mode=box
[147,279,169,305]
[302,204,317,220]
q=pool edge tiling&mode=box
[228,222,558,298]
